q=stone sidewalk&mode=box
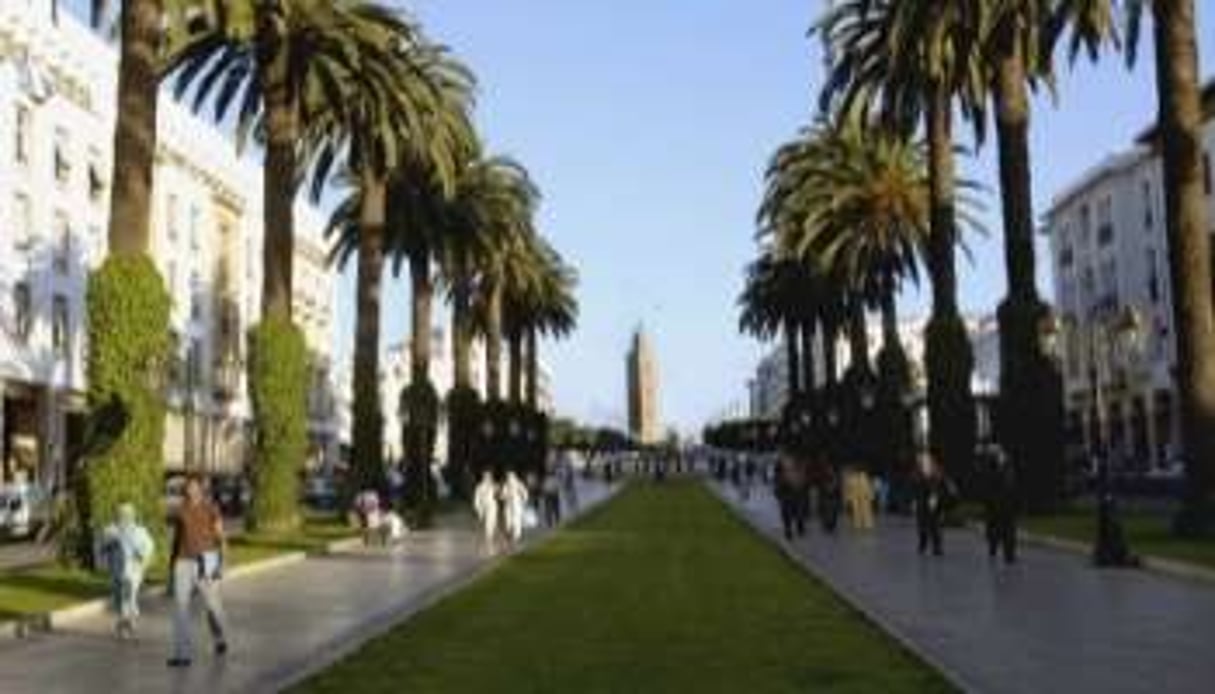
[0,480,617,694]
[714,482,1215,694]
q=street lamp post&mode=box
[1059,307,1142,567]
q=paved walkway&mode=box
[0,480,617,694]
[713,481,1215,694]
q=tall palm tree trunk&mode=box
[992,38,1063,510]
[350,176,388,496]
[823,322,839,387]
[877,289,912,484]
[409,253,433,386]
[485,282,503,401]
[526,328,539,410]
[508,332,524,403]
[846,306,871,379]
[785,319,801,398]
[256,5,296,319]
[107,0,161,256]
[924,82,976,493]
[802,322,817,395]
[1153,0,1215,531]
[452,278,472,389]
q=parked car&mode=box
[0,484,47,539]
[212,474,252,517]
[303,475,339,511]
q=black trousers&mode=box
[917,511,943,555]
[985,511,1017,562]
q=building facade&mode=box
[626,328,660,444]
[0,2,339,488]
[1044,89,1214,473]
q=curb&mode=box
[965,521,1215,585]
[705,482,981,694]
[0,532,364,640]
[264,484,624,692]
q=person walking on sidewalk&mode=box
[99,502,154,640]
[983,447,1020,564]
[501,471,530,545]
[914,455,951,557]
[167,475,230,668]
[474,471,501,554]
[774,451,810,540]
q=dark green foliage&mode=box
[444,386,481,500]
[75,256,170,566]
[401,379,439,522]
[924,314,977,496]
[248,317,309,534]
[996,297,1064,513]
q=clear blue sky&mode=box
[65,0,1210,434]
[339,0,1211,435]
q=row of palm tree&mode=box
[743,0,1211,519]
[74,0,577,542]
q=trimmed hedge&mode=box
[247,317,309,534]
[444,386,481,500]
[76,256,171,565]
[924,313,977,495]
[401,380,439,521]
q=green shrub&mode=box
[924,313,976,495]
[401,380,439,521]
[445,387,481,500]
[247,317,309,534]
[76,256,171,566]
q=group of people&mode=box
[97,474,230,668]
[472,457,581,555]
[768,446,1023,564]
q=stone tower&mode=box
[626,327,660,444]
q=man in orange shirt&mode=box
[167,475,230,668]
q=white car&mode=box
[0,485,43,538]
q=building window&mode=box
[1060,246,1074,268]
[1142,180,1153,228]
[13,193,32,250]
[13,282,31,343]
[54,212,71,272]
[188,338,204,389]
[15,104,31,164]
[190,271,202,321]
[167,194,179,241]
[1079,205,1092,244]
[1204,152,1212,196]
[53,127,71,185]
[52,294,69,356]
[1147,249,1160,304]
[88,151,106,203]
[1096,196,1114,245]
[189,205,200,250]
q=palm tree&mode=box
[819,0,989,490]
[314,23,476,500]
[521,241,579,410]
[1121,0,1215,532]
[766,116,935,478]
[434,156,539,495]
[474,225,542,404]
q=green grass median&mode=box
[1023,507,1215,571]
[297,481,954,694]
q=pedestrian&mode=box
[542,472,562,527]
[983,448,1019,564]
[354,489,383,547]
[474,471,500,554]
[849,468,875,531]
[500,471,530,544]
[167,475,229,668]
[915,454,950,557]
[774,451,810,540]
[99,502,154,640]
[559,453,579,512]
[818,464,842,534]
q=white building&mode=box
[0,2,339,486]
[1043,83,1214,472]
